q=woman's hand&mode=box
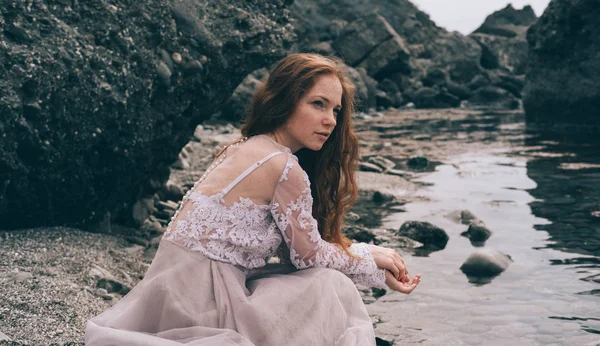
[369,244,409,281]
[369,244,421,293]
[385,270,421,294]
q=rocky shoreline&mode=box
[0,108,517,345]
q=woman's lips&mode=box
[316,133,329,141]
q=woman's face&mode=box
[275,74,343,153]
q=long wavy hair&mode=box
[238,53,360,252]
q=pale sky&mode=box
[410,1,551,35]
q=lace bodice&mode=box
[164,134,386,288]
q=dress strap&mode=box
[217,151,287,199]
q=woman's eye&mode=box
[334,108,341,115]
[312,100,324,107]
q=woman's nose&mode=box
[324,110,337,127]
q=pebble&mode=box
[155,61,172,85]
[172,52,183,64]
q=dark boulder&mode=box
[395,221,449,250]
[460,248,512,278]
[461,219,492,245]
[470,5,537,75]
[222,68,269,122]
[333,13,411,80]
[413,87,460,109]
[289,0,484,107]
[524,0,600,125]
[0,0,295,229]
[467,86,520,110]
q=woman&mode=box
[85,53,420,345]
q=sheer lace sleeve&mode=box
[270,154,386,288]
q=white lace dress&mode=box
[85,134,386,346]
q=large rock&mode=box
[460,248,512,277]
[413,87,460,109]
[289,0,484,104]
[0,0,295,229]
[470,5,537,75]
[395,221,448,250]
[221,68,269,122]
[467,86,520,110]
[524,0,600,125]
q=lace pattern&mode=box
[164,139,386,288]
[270,157,387,288]
[165,192,282,269]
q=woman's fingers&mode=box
[394,258,406,281]
[385,272,422,294]
[386,259,401,279]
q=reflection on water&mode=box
[525,129,600,299]
[368,110,600,344]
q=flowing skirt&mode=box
[85,240,376,345]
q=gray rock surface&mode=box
[523,0,600,125]
[0,0,295,230]
[461,219,492,243]
[460,248,512,277]
[467,86,520,110]
[396,221,449,250]
[470,4,537,74]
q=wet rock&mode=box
[157,200,178,212]
[376,337,393,346]
[461,219,492,244]
[447,59,486,85]
[171,52,183,65]
[460,211,477,225]
[132,198,156,227]
[172,154,191,170]
[491,72,525,98]
[460,248,512,277]
[94,288,113,300]
[524,0,600,125]
[368,156,396,172]
[333,13,410,79]
[342,65,378,111]
[468,75,491,91]
[142,217,164,234]
[88,264,131,296]
[407,156,429,170]
[467,86,520,110]
[372,191,395,204]
[164,180,184,201]
[372,287,386,298]
[422,69,447,87]
[446,80,473,100]
[221,68,269,121]
[387,169,408,177]
[0,0,295,230]
[345,227,379,244]
[346,212,361,222]
[359,162,384,173]
[469,4,537,74]
[413,87,460,109]
[395,221,449,250]
[155,61,172,86]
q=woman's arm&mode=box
[270,155,390,288]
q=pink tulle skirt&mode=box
[85,240,376,345]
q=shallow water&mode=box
[376,111,600,345]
